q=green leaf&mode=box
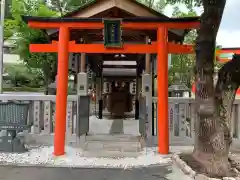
[4,0,59,88]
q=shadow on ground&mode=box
[109,120,124,134]
[0,164,189,180]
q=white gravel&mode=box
[0,146,171,169]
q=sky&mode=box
[163,0,239,48]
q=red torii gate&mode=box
[216,48,240,62]
[23,16,200,156]
[191,49,240,94]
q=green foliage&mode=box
[65,0,92,12]
[166,0,202,9]
[169,54,195,87]
[4,63,43,87]
[168,8,197,88]
[5,0,59,89]
[137,0,166,12]
[172,5,198,17]
[47,0,93,14]
[3,0,202,91]
[169,5,224,87]
[4,19,16,40]
[3,86,44,92]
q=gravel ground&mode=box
[0,163,191,180]
[0,146,171,168]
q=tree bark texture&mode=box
[193,0,229,177]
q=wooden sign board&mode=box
[103,19,122,48]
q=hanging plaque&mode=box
[103,19,122,48]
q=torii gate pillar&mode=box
[53,27,70,156]
[157,27,169,154]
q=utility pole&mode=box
[0,0,6,93]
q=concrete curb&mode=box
[172,154,196,179]
[0,161,171,169]
[172,154,240,180]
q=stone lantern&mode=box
[168,84,190,97]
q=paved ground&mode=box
[0,163,192,180]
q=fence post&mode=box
[32,101,42,134]
[168,103,174,139]
[43,101,53,134]
[66,101,74,141]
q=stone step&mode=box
[83,134,143,158]
[82,150,141,158]
[86,134,141,142]
[84,141,142,152]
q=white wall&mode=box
[3,54,21,64]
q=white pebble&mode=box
[0,146,172,169]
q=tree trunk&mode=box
[193,0,228,177]
[215,55,240,143]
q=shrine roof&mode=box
[22,16,199,23]
[22,0,200,44]
[64,0,166,18]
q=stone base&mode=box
[0,136,27,153]
[0,130,28,153]
[17,133,86,148]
